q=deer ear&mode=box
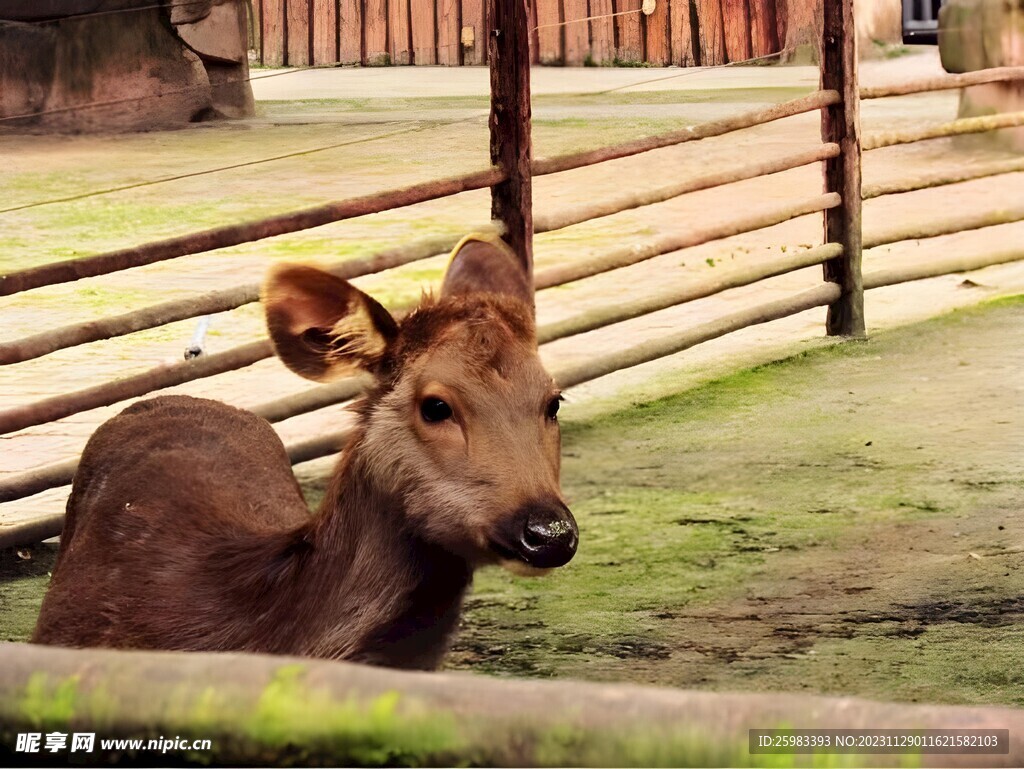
[262,263,398,382]
[441,233,533,307]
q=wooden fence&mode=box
[2,0,1024,548]
[253,0,786,67]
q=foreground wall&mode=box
[1,643,1022,766]
[0,0,254,133]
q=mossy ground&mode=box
[446,295,1023,706]
[7,298,1017,710]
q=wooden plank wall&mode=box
[257,0,784,67]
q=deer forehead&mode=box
[393,299,545,383]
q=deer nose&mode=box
[518,503,578,568]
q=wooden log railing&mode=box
[0,234,470,366]
[862,111,1024,152]
[863,203,1024,249]
[0,169,506,297]
[862,157,1024,200]
[0,144,839,367]
[530,90,840,176]
[0,192,841,436]
[859,65,1024,99]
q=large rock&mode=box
[940,0,1024,151]
[0,0,253,132]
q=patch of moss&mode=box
[0,544,56,644]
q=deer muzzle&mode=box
[491,501,578,569]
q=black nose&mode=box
[516,503,578,568]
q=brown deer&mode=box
[33,235,577,670]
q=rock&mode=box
[170,0,216,25]
[0,0,253,132]
[940,0,1024,152]
[175,0,248,64]
[0,23,58,120]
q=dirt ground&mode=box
[4,297,1022,711]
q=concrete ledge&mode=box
[0,643,1022,766]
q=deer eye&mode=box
[546,396,562,421]
[420,397,452,423]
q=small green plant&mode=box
[872,38,912,59]
[611,56,653,68]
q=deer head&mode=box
[262,235,578,573]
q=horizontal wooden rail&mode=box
[862,111,1024,151]
[863,246,1024,289]
[1,145,838,367]
[0,341,273,436]
[859,65,1024,99]
[0,513,66,551]
[862,157,1024,199]
[3,644,1022,767]
[250,383,364,424]
[534,193,841,288]
[0,193,841,436]
[864,203,1024,248]
[0,168,505,296]
[6,242,1024,539]
[532,91,840,176]
[0,235,467,366]
[535,144,840,233]
[553,282,841,388]
[537,244,843,343]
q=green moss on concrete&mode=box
[19,672,80,727]
[3,666,926,767]
[241,665,463,765]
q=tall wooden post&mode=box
[488,0,535,284]
[820,0,864,337]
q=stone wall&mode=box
[0,0,254,132]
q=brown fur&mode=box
[34,241,576,669]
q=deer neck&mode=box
[301,438,473,668]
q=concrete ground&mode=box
[1,47,1023,536]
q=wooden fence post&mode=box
[819,0,865,337]
[488,0,535,284]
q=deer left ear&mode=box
[441,233,534,308]
[262,263,398,382]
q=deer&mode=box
[32,234,578,670]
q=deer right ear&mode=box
[441,233,533,308]
[262,264,398,382]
